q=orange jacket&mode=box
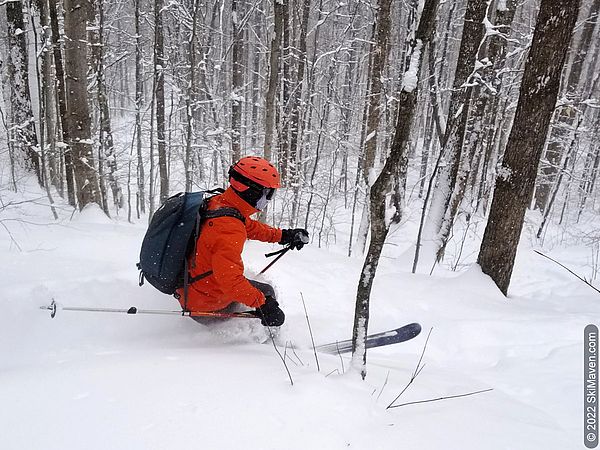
[176,187,283,312]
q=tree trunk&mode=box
[32,0,59,219]
[278,0,291,181]
[422,0,488,263]
[287,0,310,187]
[231,0,243,162]
[134,0,145,216]
[352,0,439,378]
[154,0,168,204]
[535,0,600,212]
[185,0,201,191]
[263,0,284,160]
[361,0,392,181]
[477,0,580,296]
[92,0,122,212]
[462,0,518,202]
[6,0,42,185]
[64,0,101,209]
[48,0,76,206]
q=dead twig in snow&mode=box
[387,388,493,408]
[386,327,432,409]
[300,292,320,372]
[264,325,294,386]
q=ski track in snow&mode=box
[1,187,598,449]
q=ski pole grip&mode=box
[264,246,291,258]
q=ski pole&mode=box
[259,246,291,275]
[40,300,258,319]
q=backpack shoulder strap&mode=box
[186,207,246,286]
[203,207,246,224]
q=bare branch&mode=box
[387,388,494,409]
[534,250,600,296]
[386,327,433,409]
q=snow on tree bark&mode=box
[477,0,580,296]
[421,0,488,264]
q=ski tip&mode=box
[411,322,422,338]
[407,322,422,336]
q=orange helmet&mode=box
[229,156,281,189]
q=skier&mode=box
[175,156,309,327]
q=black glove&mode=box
[254,296,285,327]
[280,228,309,250]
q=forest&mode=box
[1,0,599,372]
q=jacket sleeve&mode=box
[208,218,266,308]
[245,218,282,243]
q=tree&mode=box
[231,0,243,162]
[64,0,101,209]
[6,0,41,185]
[477,0,580,296]
[185,0,201,191]
[154,0,168,203]
[90,0,122,214]
[134,0,146,215]
[49,0,76,205]
[263,0,284,161]
[420,0,488,263]
[535,0,600,212]
[287,0,311,186]
[351,0,440,379]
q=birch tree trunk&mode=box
[477,0,580,296]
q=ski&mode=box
[316,323,422,354]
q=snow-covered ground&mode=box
[1,182,598,450]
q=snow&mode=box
[496,165,512,181]
[401,40,422,93]
[1,179,598,449]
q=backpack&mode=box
[137,189,245,302]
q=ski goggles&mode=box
[264,187,275,200]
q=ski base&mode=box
[316,323,422,354]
